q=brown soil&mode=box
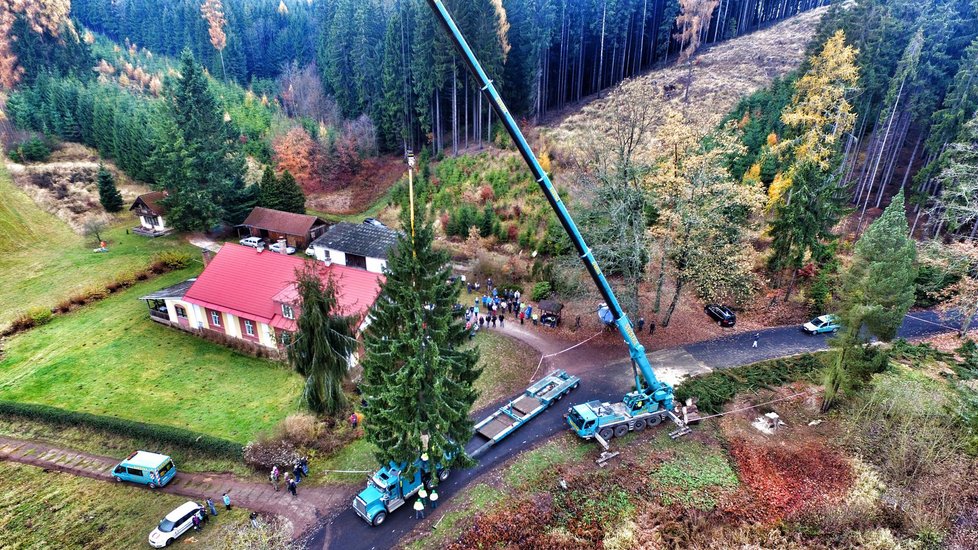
[306,156,403,216]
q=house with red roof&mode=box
[139,243,384,350]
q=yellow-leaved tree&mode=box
[200,0,228,80]
[0,0,71,90]
[779,30,860,171]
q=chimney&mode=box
[277,238,288,254]
[202,249,214,266]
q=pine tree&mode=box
[258,165,282,210]
[277,170,307,215]
[361,207,481,475]
[286,263,357,417]
[97,164,123,212]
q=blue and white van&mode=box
[111,451,176,488]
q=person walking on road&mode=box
[206,498,218,517]
[288,478,298,497]
[293,462,303,483]
[270,465,280,491]
[222,492,232,511]
[414,498,425,519]
[649,318,656,335]
[430,490,439,509]
[752,333,759,348]
[637,317,645,332]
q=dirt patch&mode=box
[544,7,827,166]
[306,155,402,216]
[5,143,150,232]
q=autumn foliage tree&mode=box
[272,126,322,193]
[200,0,227,80]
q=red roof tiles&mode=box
[183,243,383,326]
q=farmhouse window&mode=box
[282,305,294,319]
[175,306,187,318]
[244,319,255,336]
[210,311,221,326]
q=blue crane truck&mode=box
[424,0,693,447]
[353,456,451,526]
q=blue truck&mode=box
[353,457,450,526]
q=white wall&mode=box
[365,257,386,274]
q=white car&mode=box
[269,242,296,255]
[239,236,264,248]
[305,246,315,256]
[148,501,203,548]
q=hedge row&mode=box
[675,353,826,415]
[0,401,243,459]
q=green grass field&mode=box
[0,269,303,443]
[470,330,539,411]
[0,461,247,549]
[0,164,195,328]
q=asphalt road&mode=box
[309,309,973,550]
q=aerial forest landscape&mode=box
[1,0,978,548]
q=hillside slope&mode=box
[545,7,827,164]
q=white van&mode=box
[148,501,203,548]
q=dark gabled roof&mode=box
[130,191,168,215]
[538,299,564,313]
[139,278,197,301]
[240,207,326,237]
[310,222,400,260]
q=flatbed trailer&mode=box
[470,370,580,458]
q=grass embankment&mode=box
[0,164,194,328]
[0,461,247,548]
[0,269,303,444]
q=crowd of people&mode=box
[269,456,309,497]
[463,282,525,339]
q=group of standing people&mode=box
[269,457,308,497]
[464,286,524,339]
[412,486,440,520]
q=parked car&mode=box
[269,242,296,255]
[239,236,264,248]
[802,314,840,335]
[363,217,386,228]
[305,246,316,256]
[148,501,204,548]
[112,451,176,489]
[704,304,736,327]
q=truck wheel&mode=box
[148,483,157,489]
[633,419,647,432]
[372,511,387,526]
[438,469,451,481]
[572,382,580,390]
[614,424,629,438]
[599,427,614,440]
[648,414,663,427]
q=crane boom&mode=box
[424,0,676,413]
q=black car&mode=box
[704,304,736,327]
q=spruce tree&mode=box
[286,263,357,417]
[258,166,282,211]
[361,207,481,475]
[97,165,124,212]
[154,49,247,231]
[824,191,917,409]
[277,170,307,215]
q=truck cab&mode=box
[353,458,450,526]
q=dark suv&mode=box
[704,304,736,327]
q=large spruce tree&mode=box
[361,207,480,474]
[824,191,917,409]
[287,263,357,417]
[155,49,251,231]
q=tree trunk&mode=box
[898,131,922,192]
[784,266,798,302]
[662,277,684,327]
[598,1,607,90]
[452,63,458,156]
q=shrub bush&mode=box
[0,401,243,458]
[27,306,53,327]
[150,250,195,273]
[243,435,300,470]
[531,281,552,302]
[8,137,51,163]
[276,413,320,447]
